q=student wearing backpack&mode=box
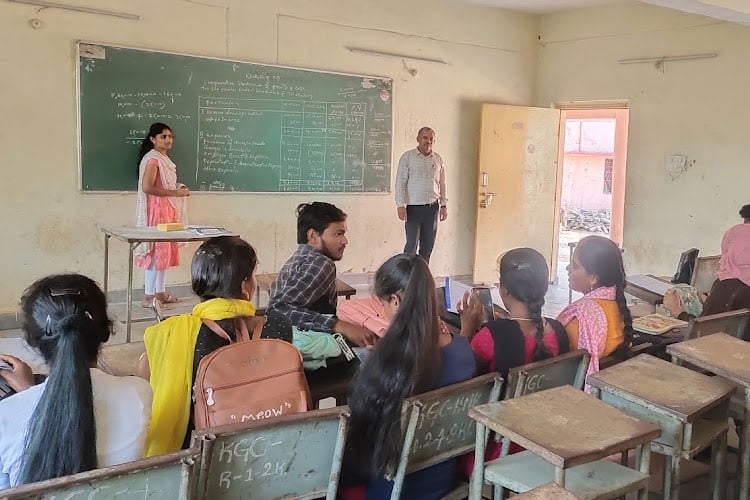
[138,236,296,456]
[339,254,476,500]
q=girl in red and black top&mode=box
[458,248,570,474]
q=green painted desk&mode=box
[468,385,660,499]
[667,333,750,500]
[589,354,734,500]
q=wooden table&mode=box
[254,273,357,303]
[97,341,146,377]
[667,333,750,499]
[588,354,734,500]
[625,275,672,312]
[468,385,660,499]
[513,482,581,499]
[102,226,237,342]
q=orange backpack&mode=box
[193,317,311,430]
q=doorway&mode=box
[552,108,630,294]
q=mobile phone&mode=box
[0,360,12,371]
[472,287,494,322]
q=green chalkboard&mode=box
[78,43,393,193]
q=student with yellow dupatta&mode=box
[137,236,293,456]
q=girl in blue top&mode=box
[340,254,476,500]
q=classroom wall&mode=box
[536,3,750,275]
[0,0,538,312]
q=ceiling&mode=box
[460,0,750,24]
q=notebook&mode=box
[632,313,688,335]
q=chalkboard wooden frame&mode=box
[76,41,394,194]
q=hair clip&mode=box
[50,287,82,297]
[45,315,51,329]
[84,311,93,320]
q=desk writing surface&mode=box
[588,354,735,422]
[514,482,581,499]
[98,341,146,377]
[102,226,237,243]
[468,385,660,468]
[668,333,750,386]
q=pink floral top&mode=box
[557,286,617,381]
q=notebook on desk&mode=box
[627,274,672,296]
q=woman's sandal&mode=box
[141,296,159,309]
[156,292,180,304]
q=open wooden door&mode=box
[472,104,562,285]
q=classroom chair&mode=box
[684,308,750,341]
[191,406,349,500]
[481,350,590,499]
[0,448,201,499]
[691,255,721,296]
[385,373,503,500]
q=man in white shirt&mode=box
[394,127,447,263]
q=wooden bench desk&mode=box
[468,385,660,499]
[589,354,734,500]
[255,273,357,303]
[668,333,750,500]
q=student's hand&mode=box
[174,185,190,197]
[663,289,684,317]
[457,291,485,338]
[699,293,709,304]
[336,321,376,348]
[439,206,448,222]
[0,354,34,392]
[397,207,406,221]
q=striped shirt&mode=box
[268,244,338,332]
[394,148,447,207]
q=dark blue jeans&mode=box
[404,202,439,263]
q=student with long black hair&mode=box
[0,274,152,488]
[340,254,476,500]
[458,248,569,475]
[558,235,633,376]
[460,248,569,378]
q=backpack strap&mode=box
[202,319,233,343]
[250,315,266,340]
[548,318,571,354]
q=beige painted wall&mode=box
[0,0,538,312]
[536,3,750,276]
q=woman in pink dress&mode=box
[135,123,189,308]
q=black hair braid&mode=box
[527,296,551,361]
[612,271,634,359]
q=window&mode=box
[603,158,614,194]
[564,119,616,154]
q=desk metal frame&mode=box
[102,226,237,342]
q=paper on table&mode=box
[626,274,672,296]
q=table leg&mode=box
[126,243,135,343]
[554,466,566,488]
[635,444,651,500]
[739,395,750,500]
[663,454,680,500]
[469,422,487,500]
[710,430,726,500]
[103,234,110,295]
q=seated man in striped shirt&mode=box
[395,126,448,264]
[268,202,375,347]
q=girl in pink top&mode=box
[134,123,190,308]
